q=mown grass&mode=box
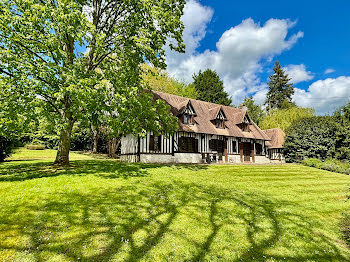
[1,148,350,261]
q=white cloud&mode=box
[165,1,304,105]
[293,76,350,114]
[284,64,314,84]
[324,68,335,74]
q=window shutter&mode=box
[149,135,154,151]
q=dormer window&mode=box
[212,108,227,129]
[239,114,251,132]
[181,101,196,125]
[215,119,224,128]
[183,114,193,124]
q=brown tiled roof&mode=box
[153,91,271,141]
[263,128,285,148]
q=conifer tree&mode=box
[192,69,232,106]
[265,61,295,111]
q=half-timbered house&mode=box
[121,91,284,164]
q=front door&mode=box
[243,142,251,162]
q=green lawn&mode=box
[1,148,350,261]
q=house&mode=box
[263,128,286,162]
[121,91,284,164]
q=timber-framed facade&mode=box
[121,91,284,164]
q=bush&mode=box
[302,158,322,168]
[0,136,14,162]
[70,128,92,151]
[284,116,338,162]
[25,144,45,150]
[302,158,350,175]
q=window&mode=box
[232,141,237,153]
[149,135,161,151]
[255,143,263,155]
[215,119,224,128]
[183,114,193,125]
[179,137,198,152]
[209,139,224,153]
[239,123,250,132]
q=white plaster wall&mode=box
[121,135,138,154]
[174,153,203,164]
[120,155,138,162]
[138,153,203,164]
[254,155,272,164]
[228,155,241,163]
[140,154,174,164]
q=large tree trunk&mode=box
[54,119,74,165]
[91,124,99,154]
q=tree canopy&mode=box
[260,106,315,132]
[265,61,295,111]
[0,0,186,164]
[192,69,232,106]
[142,64,197,99]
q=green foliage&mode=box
[284,116,338,162]
[260,106,315,131]
[0,0,185,164]
[70,126,93,152]
[333,102,350,160]
[192,69,232,106]
[2,149,350,260]
[265,61,295,111]
[240,96,264,125]
[142,64,197,98]
[302,158,350,175]
[0,136,13,161]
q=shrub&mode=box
[25,144,45,150]
[302,158,322,168]
[284,116,338,163]
[302,158,350,175]
[70,128,92,151]
[0,136,14,162]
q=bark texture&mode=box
[54,119,74,165]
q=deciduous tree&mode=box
[0,0,185,165]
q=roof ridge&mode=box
[152,90,243,112]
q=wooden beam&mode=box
[251,142,255,163]
[240,141,243,163]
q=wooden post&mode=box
[251,142,255,163]
[224,139,228,163]
[240,141,243,163]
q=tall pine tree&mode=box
[192,69,232,106]
[265,61,295,111]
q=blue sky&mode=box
[165,0,350,114]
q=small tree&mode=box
[192,69,232,106]
[239,96,264,125]
[265,61,295,111]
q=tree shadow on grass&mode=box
[0,160,208,182]
[0,178,349,261]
